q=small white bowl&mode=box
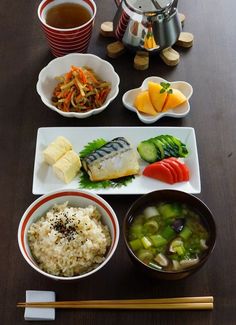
[18,189,119,280]
[122,76,193,124]
[36,53,120,118]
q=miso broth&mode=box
[128,202,209,272]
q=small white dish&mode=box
[36,53,120,119]
[32,126,200,195]
[122,76,193,124]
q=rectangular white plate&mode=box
[32,127,201,195]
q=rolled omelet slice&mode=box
[53,150,81,183]
[43,136,72,165]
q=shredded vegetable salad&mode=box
[52,65,111,113]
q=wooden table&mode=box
[1,0,236,323]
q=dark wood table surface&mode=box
[1,0,236,323]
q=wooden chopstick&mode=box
[17,296,214,310]
[17,296,213,305]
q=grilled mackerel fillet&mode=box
[82,137,140,181]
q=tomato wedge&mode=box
[160,160,178,183]
[162,158,184,182]
[143,161,175,184]
[168,157,190,181]
[143,158,190,184]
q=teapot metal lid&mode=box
[125,0,174,14]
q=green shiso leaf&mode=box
[79,138,107,158]
[79,170,135,190]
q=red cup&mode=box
[38,0,97,57]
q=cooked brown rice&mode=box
[28,202,111,277]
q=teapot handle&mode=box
[114,0,121,7]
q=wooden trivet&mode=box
[176,32,194,48]
[107,41,126,58]
[134,51,149,70]
[159,47,180,66]
[100,21,114,37]
[100,13,193,68]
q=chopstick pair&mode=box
[17,296,214,310]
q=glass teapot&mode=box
[113,0,181,53]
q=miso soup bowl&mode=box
[18,189,119,281]
[123,190,216,280]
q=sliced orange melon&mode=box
[162,89,187,111]
[148,81,167,112]
[134,90,157,116]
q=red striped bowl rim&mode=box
[38,0,96,33]
[18,190,119,280]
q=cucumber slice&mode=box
[159,135,188,158]
[158,135,178,157]
[137,141,158,163]
[170,135,188,157]
[150,138,165,159]
[163,135,180,153]
[137,134,189,163]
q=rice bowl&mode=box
[28,202,111,277]
[18,189,119,280]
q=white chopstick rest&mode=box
[24,291,56,321]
